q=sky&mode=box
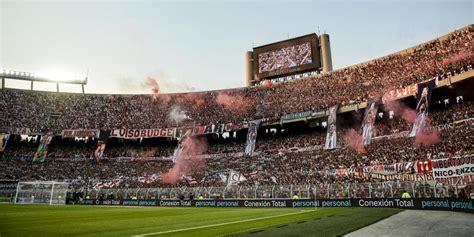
[0,0,472,94]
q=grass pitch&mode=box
[0,204,401,237]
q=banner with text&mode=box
[382,84,418,104]
[62,129,100,138]
[9,128,61,136]
[431,155,474,179]
[110,128,176,139]
[280,111,312,122]
[175,123,243,139]
[81,198,473,213]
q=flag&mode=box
[361,99,379,145]
[324,105,339,150]
[244,120,261,156]
[139,174,160,184]
[0,132,10,152]
[219,173,228,184]
[33,131,54,162]
[92,181,104,190]
[409,78,437,137]
[172,144,183,163]
[227,170,247,186]
[94,131,110,164]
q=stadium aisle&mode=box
[345,210,474,237]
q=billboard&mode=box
[253,34,321,80]
[81,198,474,213]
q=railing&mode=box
[84,180,468,200]
[0,180,19,203]
[1,180,469,203]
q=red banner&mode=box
[62,129,99,138]
[416,160,433,175]
[382,84,418,103]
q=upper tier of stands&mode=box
[1,25,473,130]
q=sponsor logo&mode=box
[321,200,351,207]
[216,201,239,207]
[139,200,156,206]
[450,201,473,210]
[243,200,286,207]
[421,200,449,209]
[159,200,181,206]
[83,200,94,205]
[102,200,121,205]
[122,200,139,206]
[80,198,472,213]
[292,201,319,207]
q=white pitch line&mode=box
[132,210,315,237]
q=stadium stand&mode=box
[0,25,473,201]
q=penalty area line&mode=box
[132,209,316,237]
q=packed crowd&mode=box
[1,25,473,130]
[0,120,471,189]
[1,98,472,191]
[5,100,470,160]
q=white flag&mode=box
[227,170,246,186]
[219,173,228,184]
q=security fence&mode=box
[2,180,471,203]
[0,180,18,203]
[84,180,469,200]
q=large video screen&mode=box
[253,34,320,80]
[258,42,312,73]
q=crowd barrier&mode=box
[80,198,474,213]
[83,181,470,200]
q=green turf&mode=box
[228,208,401,237]
[0,204,401,237]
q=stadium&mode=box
[0,2,473,237]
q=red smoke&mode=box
[174,93,205,107]
[184,93,206,107]
[344,129,367,154]
[195,99,205,107]
[384,100,417,123]
[414,119,441,147]
[263,80,273,88]
[146,77,160,100]
[160,164,182,184]
[161,136,207,184]
[161,94,172,103]
[106,95,115,102]
[442,51,473,66]
[384,100,441,146]
[414,129,441,146]
[216,92,247,111]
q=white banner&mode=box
[431,156,474,179]
[110,128,175,139]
